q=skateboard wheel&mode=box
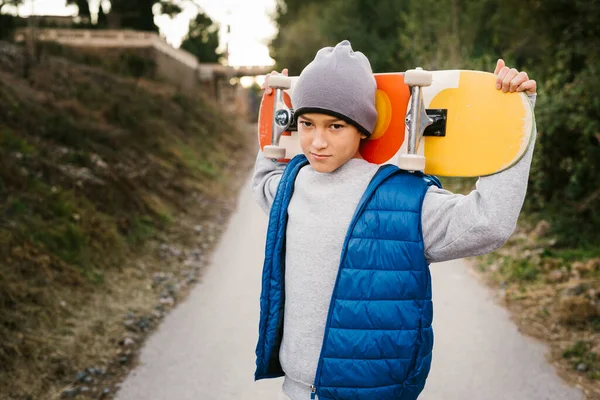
[263,145,287,159]
[398,154,426,172]
[267,75,292,89]
[404,69,433,87]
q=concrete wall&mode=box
[14,28,200,90]
[152,47,198,95]
[13,28,266,119]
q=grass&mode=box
[0,40,253,399]
[0,128,36,154]
[544,247,600,262]
[563,341,600,381]
[500,257,540,283]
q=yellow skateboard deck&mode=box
[258,70,535,177]
[419,70,534,176]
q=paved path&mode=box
[115,178,583,400]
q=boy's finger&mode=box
[496,66,509,89]
[509,72,528,92]
[263,69,288,95]
[263,71,278,94]
[263,81,272,95]
[262,80,271,95]
[494,59,505,75]
[517,80,537,95]
[264,70,278,84]
[502,68,518,92]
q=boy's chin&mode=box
[309,159,343,173]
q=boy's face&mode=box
[297,113,368,173]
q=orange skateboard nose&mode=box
[360,74,410,164]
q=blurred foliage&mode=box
[180,11,221,63]
[0,0,23,40]
[269,3,328,74]
[0,0,22,13]
[58,0,185,31]
[271,0,600,248]
[0,13,18,40]
[97,2,108,28]
[107,0,183,31]
[66,0,91,19]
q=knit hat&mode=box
[292,40,378,137]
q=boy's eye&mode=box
[299,121,312,127]
[331,124,344,130]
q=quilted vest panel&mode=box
[315,170,434,400]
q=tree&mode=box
[269,0,324,71]
[0,0,22,14]
[107,0,183,32]
[0,0,22,41]
[180,11,221,63]
[318,0,410,72]
[66,0,91,20]
[269,4,328,74]
[269,0,411,72]
[97,2,108,28]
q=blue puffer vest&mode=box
[255,155,441,400]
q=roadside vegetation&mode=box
[0,40,253,399]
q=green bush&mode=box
[528,63,600,246]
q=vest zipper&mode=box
[310,384,317,399]
[310,165,397,400]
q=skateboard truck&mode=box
[423,109,447,137]
[401,67,434,172]
[264,75,293,160]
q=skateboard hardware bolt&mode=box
[275,109,293,129]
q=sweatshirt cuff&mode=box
[527,93,537,109]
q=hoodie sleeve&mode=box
[422,94,537,263]
[251,150,287,214]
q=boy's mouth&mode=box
[311,153,331,160]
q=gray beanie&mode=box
[292,40,378,137]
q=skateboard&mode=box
[257,69,535,177]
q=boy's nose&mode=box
[312,129,328,149]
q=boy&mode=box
[252,40,537,400]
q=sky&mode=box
[10,0,277,67]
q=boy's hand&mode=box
[263,68,289,95]
[494,59,536,95]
